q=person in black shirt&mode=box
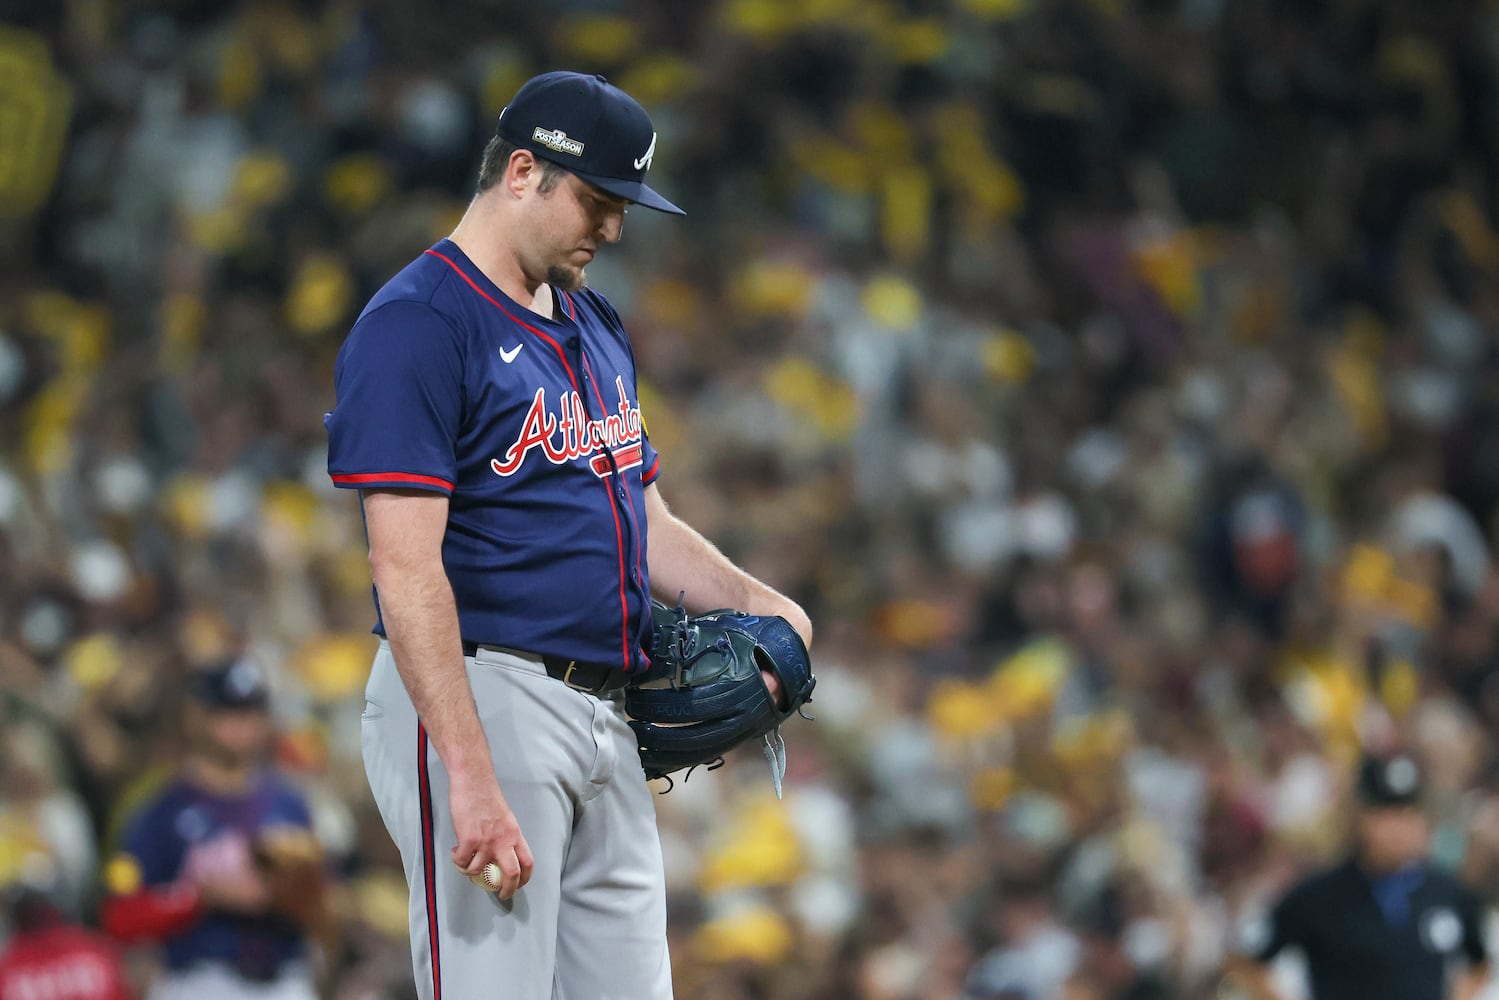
[1225,753,1490,1000]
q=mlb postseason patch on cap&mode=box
[531,127,584,157]
[496,71,684,215]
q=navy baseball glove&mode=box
[626,599,815,795]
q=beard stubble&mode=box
[547,264,587,292]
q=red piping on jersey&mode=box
[424,250,572,368]
[567,290,634,666]
[417,724,441,1000]
[567,289,660,490]
[332,471,454,491]
[425,249,634,669]
[582,351,647,660]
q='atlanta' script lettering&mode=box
[491,376,644,478]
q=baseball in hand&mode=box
[470,862,502,891]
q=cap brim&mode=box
[1357,786,1422,808]
[571,169,686,216]
[189,679,268,710]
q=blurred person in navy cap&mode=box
[1225,752,1489,1000]
[99,658,331,1000]
[0,860,132,1000]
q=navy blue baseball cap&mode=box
[191,657,271,711]
[1357,752,1424,808]
[496,71,685,216]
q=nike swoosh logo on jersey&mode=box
[499,344,523,363]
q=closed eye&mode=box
[587,190,628,213]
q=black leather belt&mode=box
[461,642,633,695]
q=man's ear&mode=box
[506,149,540,198]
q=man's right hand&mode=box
[195,870,272,914]
[363,490,536,901]
[448,775,534,901]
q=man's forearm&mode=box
[373,557,494,783]
[646,501,810,644]
[648,513,771,609]
[361,488,532,896]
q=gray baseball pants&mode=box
[361,640,673,1000]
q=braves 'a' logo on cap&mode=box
[533,127,585,157]
[633,132,657,172]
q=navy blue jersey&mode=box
[117,772,312,976]
[325,239,659,672]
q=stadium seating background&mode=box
[5,1,1499,997]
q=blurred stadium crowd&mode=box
[5,0,1499,997]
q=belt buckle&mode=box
[561,660,588,691]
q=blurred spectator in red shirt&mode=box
[0,871,131,1000]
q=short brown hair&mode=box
[476,136,567,194]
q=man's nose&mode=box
[600,208,625,243]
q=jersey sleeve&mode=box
[639,415,661,485]
[116,802,181,887]
[264,781,314,830]
[325,300,466,494]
